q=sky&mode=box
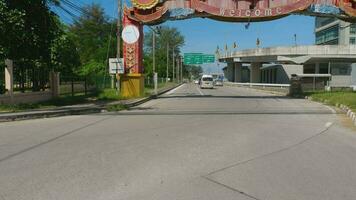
[62,0,316,73]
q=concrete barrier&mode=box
[225,82,290,95]
[0,91,53,104]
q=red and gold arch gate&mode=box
[121,0,356,97]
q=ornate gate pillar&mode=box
[121,14,145,98]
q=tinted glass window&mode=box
[202,77,213,81]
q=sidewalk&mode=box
[0,83,183,122]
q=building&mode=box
[220,17,356,90]
[315,17,356,45]
[220,45,356,89]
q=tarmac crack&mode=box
[201,122,334,200]
[202,175,263,200]
[0,116,111,164]
[205,121,334,177]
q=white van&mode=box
[200,75,214,89]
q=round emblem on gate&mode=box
[122,25,140,44]
[132,0,159,10]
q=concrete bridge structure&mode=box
[219,45,356,87]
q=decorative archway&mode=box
[121,0,356,97]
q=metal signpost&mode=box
[109,58,125,74]
[109,58,125,93]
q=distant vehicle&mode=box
[194,80,199,84]
[200,75,214,89]
[214,79,223,86]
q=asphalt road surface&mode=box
[0,84,356,200]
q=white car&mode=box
[214,80,223,86]
[194,80,199,84]
[200,75,214,89]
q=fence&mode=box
[60,75,171,96]
[144,77,167,88]
[60,75,112,96]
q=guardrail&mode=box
[226,82,290,88]
[225,82,290,95]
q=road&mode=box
[0,84,356,200]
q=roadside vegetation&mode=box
[0,81,178,112]
[305,91,356,111]
[0,1,199,113]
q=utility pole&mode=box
[116,0,122,93]
[180,57,183,83]
[117,0,121,59]
[153,31,157,95]
[172,48,175,82]
[176,57,179,82]
[166,43,169,82]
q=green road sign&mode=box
[202,54,215,63]
[184,53,215,65]
[184,53,203,65]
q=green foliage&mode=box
[51,28,81,76]
[97,89,122,101]
[306,91,356,111]
[0,0,60,62]
[184,65,203,79]
[69,4,117,76]
[144,26,185,78]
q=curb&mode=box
[0,83,183,123]
[305,96,356,126]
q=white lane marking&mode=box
[325,105,337,114]
[196,86,204,96]
[166,84,186,95]
[325,122,333,128]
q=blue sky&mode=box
[64,0,316,73]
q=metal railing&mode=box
[226,82,290,88]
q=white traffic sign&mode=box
[109,58,124,74]
[122,25,140,44]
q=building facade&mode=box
[315,17,356,45]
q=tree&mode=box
[144,26,185,78]
[0,0,62,91]
[51,26,81,77]
[184,65,203,79]
[69,4,117,76]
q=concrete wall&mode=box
[282,64,304,78]
[330,75,352,87]
[261,64,303,84]
[352,64,356,85]
[0,91,53,104]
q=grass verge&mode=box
[305,91,356,112]
[0,82,179,113]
